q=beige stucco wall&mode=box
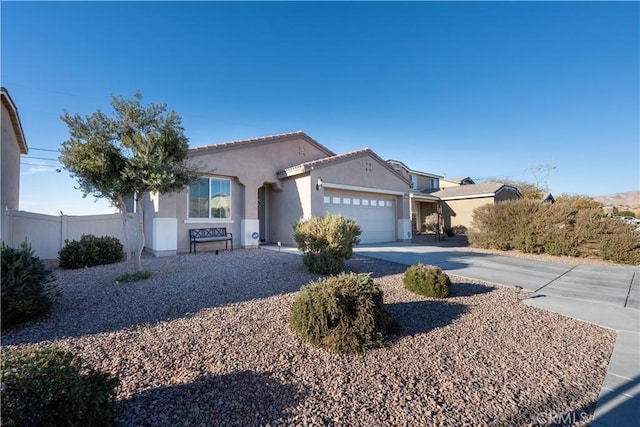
[1,102,22,242]
[268,177,306,245]
[306,154,410,218]
[411,199,438,232]
[441,189,520,231]
[158,135,330,252]
[442,197,494,230]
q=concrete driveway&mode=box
[353,242,639,427]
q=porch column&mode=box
[241,180,261,248]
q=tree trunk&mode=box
[115,195,134,273]
[134,196,145,272]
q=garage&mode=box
[323,193,396,244]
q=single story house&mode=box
[1,87,28,243]
[142,132,413,255]
[430,182,522,230]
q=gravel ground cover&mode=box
[2,249,616,426]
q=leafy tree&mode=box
[60,92,197,272]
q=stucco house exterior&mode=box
[387,159,442,234]
[142,131,413,255]
[1,87,28,243]
[440,176,475,188]
[431,182,522,230]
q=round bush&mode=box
[1,242,58,331]
[58,234,124,269]
[293,213,362,275]
[403,263,451,298]
[1,346,119,426]
[289,272,399,354]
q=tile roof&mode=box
[188,131,335,156]
[386,159,443,179]
[277,148,412,186]
[431,182,521,199]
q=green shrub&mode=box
[293,213,362,275]
[116,270,152,283]
[1,346,119,426]
[403,263,451,298]
[58,234,124,269]
[289,272,399,354]
[1,242,58,331]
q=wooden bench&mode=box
[189,227,233,254]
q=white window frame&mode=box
[187,177,232,220]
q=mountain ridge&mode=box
[593,190,640,207]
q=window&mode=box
[188,177,231,219]
[371,200,377,207]
[352,198,361,206]
[324,196,331,204]
[431,178,439,189]
[379,200,386,207]
[410,174,418,189]
[332,197,341,204]
[362,199,369,206]
[343,198,351,205]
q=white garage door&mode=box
[324,194,396,244]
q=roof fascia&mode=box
[1,88,28,154]
[189,131,335,157]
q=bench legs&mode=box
[190,240,233,254]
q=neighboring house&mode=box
[387,159,443,234]
[431,182,522,230]
[541,193,556,204]
[142,131,413,255]
[439,176,475,189]
[1,87,28,243]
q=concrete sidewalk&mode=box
[349,243,639,426]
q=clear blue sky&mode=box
[2,1,638,215]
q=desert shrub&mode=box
[293,213,362,275]
[289,272,399,354]
[468,199,639,264]
[403,263,451,298]
[1,242,58,331]
[423,213,440,233]
[618,210,636,218]
[58,234,124,269]
[596,219,640,265]
[1,346,119,426]
[450,225,467,235]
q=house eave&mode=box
[1,87,28,154]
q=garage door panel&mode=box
[324,194,395,244]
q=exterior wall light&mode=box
[316,177,323,191]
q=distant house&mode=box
[541,193,555,204]
[1,87,28,243]
[387,159,443,233]
[439,176,475,189]
[142,132,413,255]
[431,182,522,230]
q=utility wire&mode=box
[29,147,59,153]
[24,156,60,162]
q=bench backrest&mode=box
[189,228,227,239]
